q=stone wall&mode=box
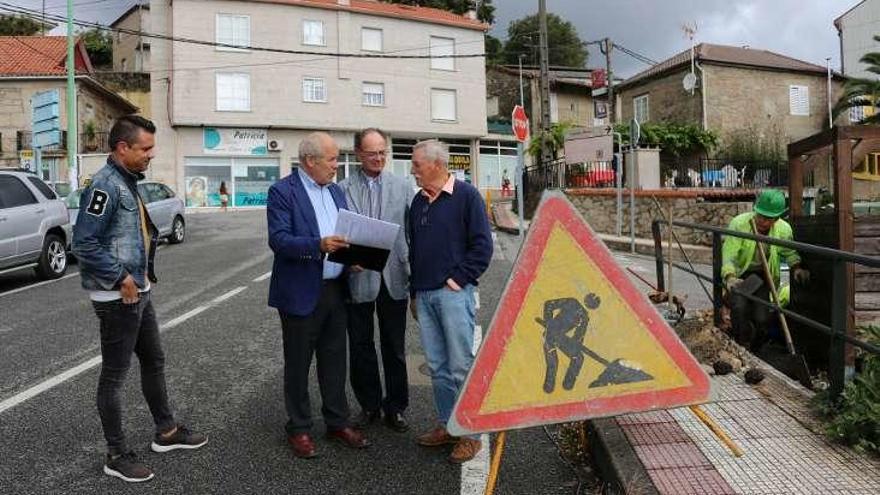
[564,190,754,246]
[705,65,844,146]
[618,68,703,126]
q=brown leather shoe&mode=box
[326,427,370,449]
[448,438,482,464]
[416,426,459,447]
[287,433,317,459]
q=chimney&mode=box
[338,0,350,6]
[465,10,477,20]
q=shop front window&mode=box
[184,157,279,208]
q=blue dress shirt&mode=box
[298,168,344,280]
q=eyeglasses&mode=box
[360,150,387,159]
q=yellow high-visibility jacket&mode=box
[721,212,801,289]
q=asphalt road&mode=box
[0,210,588,495]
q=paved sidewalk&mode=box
[618,371,880,494]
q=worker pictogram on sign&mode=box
[447,192,711,436]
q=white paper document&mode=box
[334,209,400,249]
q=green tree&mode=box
[485,34,503,65]
[527,121,574,161]
[503,13,587,68]
[613,122,719,159]
[80,28,112,68]
[0,14,52,36]
[834,35,880,125]
[384,0,495,24]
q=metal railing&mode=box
[524,158,618,191]
[661,158,814,189]
[651,218,880,399]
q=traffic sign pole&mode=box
[511,105,530,239]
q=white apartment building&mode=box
[836,0,880,79]
[149,0,488,208]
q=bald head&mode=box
[299,132,339,185]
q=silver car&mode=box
[68,181,186,244]
[0,169,71,279]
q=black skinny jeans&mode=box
[92,291,175,455]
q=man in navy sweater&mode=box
[408,139,493,464]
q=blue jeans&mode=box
[416,285,476,425]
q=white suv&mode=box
[0,169,71,279]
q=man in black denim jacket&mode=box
[73,115,206,483]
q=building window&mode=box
[303,20,325,46]
[854,153,880,181]
[633,94,649,123]
[216,14,250,51]
[431,88,457,121]
[361,28,382,52]
[789,85,809,116]
[216,73,251,112]
[430,36,455,71]
[303,77,327,103]
[362,82,385,106]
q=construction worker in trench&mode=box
[721,189,810,351]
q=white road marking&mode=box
[212,286,248,304]
[0,245,167,299]
[0,272,78,298]
[461,321,490,494]
[460,433,491,495]
[0,286,250,415]
[473,325,483,354]
[252,271,272,282]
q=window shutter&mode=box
[790,85,809,116]
[431,89,456,121]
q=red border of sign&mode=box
[452,194,711,434]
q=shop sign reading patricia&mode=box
[203,128,269,155]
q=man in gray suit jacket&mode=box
[339,128,415,432]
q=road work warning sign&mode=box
[448,192,711,436]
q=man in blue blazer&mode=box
[267,132,369,459]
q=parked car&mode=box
[0,168,71,279]
[48,181,72,199]
[67,181,186,244]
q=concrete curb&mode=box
[587,418,659,495]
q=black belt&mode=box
[322,278,342,286]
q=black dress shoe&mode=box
[352,410,381,428]
[383,412,409,432]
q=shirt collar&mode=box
[421,174,455,201]
[359,169,382,185]
[298,167,327,191]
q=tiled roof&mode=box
[0,36,92,76]
[619,43,834,90]
[251,0,488,31]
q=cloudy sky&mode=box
[492,0,854,77]
[3,0,858,77]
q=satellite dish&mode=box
[683,72,698,91]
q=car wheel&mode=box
[36,233,67,280]
[168,216,185,244]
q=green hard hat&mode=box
[754,189,787,218]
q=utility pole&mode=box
[538,0,553,164]
[604,38,615,124]
[66,0,78,188]
[42,0,46,35]
[827,57,833,129]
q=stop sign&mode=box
[511,105,529,142]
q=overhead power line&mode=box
[0,2,485,60]
[613,43,658,66]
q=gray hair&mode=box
[299,132,329,164]
[413,139,448,166]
